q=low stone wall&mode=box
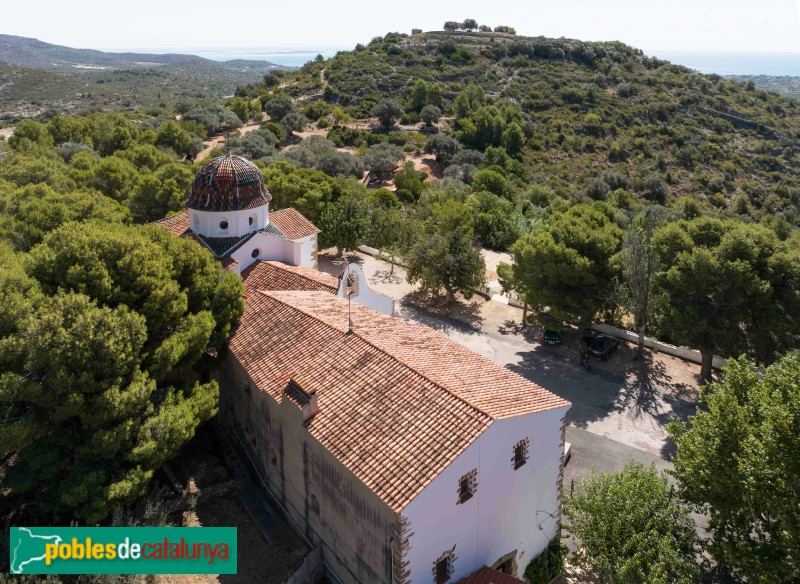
[590,323,727,370]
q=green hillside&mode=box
[272,30,799,226]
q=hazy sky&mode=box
[2,0,799,54]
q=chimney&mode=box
[287,377,319,424]
[303,389,319,423]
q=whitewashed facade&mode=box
[402,407,568,581]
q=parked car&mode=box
[582,328,596,346]
[543,329,561,345]
[587,335,619,360]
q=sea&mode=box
[651,51,800,76]
[196,48,347,67]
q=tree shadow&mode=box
[403,292,485,330]
[398,297,484,335]
[316,250,364,278]
[507,344,701,457]
[497,319,541,344]
[614,355,698,429]
[369,268,404,285]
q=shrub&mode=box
[524,536,567,584]
[302,100,332,120]
[327,125,363,147]
[387,131,409,147]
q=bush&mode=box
[387,131,409,147]
[327,125,363,147]
[264,94,295,121]
[183,105,242,135]
[302,100,332,120]
[264,121,287,142]
[524,536,567,584]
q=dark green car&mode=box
[543,329,561,345]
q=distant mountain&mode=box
[0,34,280,71]
[0,35,291,120]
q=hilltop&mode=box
[270,29,799,224]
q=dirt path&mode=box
[193,114,267,162]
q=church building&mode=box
[155,153,571,584]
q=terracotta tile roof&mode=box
[222,258,239,270]
[265,292,571,420]
[455,567,528,584]
[270,208,320,240]
[241,261,338,296]
[230,291,492,512]
[152,210,190,236]
[187,154,271,212]
[229,291,569,512]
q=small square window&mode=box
[457,469,477,504]
[513,438,530,470]
[435,558,450,584]
[432,548,455,584]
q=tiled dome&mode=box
[187,154,272,212]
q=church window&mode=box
[249,215,255,226]
[251,248,260,258]
[219,220,229,230]
[513,438,530,470]
[457,469,477,504]
[432,548,455,584]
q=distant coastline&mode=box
[101,47,347,68]
[95,46,800,76]
[648,51,800,76]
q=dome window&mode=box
[219,220,229,230]
[251,248,260,258]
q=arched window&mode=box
[251,248,260,258]
[249,215,255,226]
[219,220,228,230]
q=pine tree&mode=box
[0,223,244,523]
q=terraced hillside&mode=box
[276,30,799,224]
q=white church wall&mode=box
[337,263,394,316]
[230,232,297,273]
[189,205,268,238]
[401,405,568,582]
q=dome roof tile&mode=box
[187,154,271,212]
